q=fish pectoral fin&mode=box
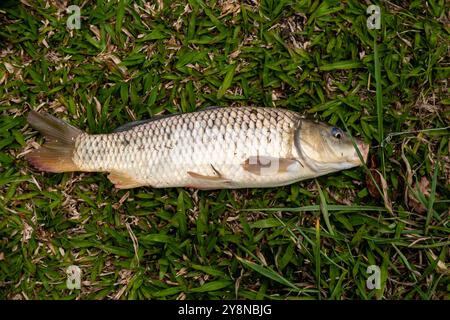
[108,172,143,189]
[186,171,231,190]
[242,156,301,176]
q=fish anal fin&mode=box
[108,172,143,189]
[242,156,300,176]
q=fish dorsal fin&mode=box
[201,106,221,111]
[113,107,222,133]
[113,113,184,132]
[113,119,154,132]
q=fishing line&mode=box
[380,126,450,147]
[367,126,450,149]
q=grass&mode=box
[0,0,449,300]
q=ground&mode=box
[0,0,449,300]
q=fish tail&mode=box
[25,111,83,172]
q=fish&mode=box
[25,107,369,190]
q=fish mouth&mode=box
[352,140,369,165]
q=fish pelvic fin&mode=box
[25,111,82,172]
[186,169,231,190]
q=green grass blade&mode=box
[236,256,300,292]
[315,179,335,236]
[374,38,386,177]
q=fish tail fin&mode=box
[25,111,83,172]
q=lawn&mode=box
[0,0,449,300]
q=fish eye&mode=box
[331,127,343,139]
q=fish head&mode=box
[295,121,369,173]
